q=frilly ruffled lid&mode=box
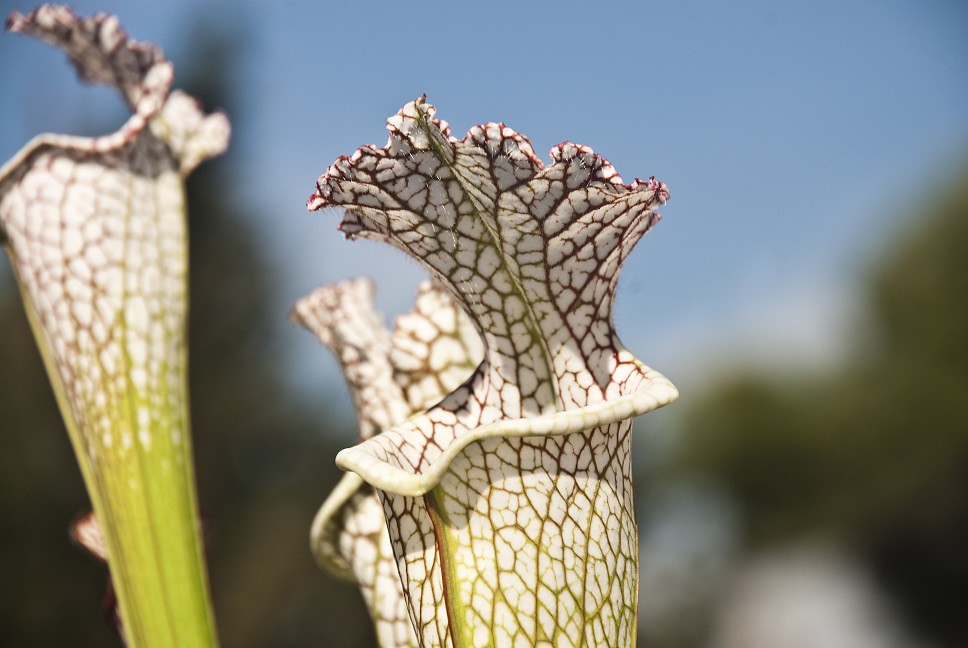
[309,97,677,497]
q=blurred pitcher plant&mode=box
[292,278,483,647]
[0,6,227,646]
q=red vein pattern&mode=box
[309,98,678,646]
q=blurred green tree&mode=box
[678,168,968,647]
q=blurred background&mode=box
[0,1,965,646]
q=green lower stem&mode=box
[16,266,219,648]
[425,487,473,648]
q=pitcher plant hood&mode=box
[309,97,677,647]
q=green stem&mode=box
[10,244,218,648]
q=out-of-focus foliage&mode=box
[0,17,373,648]
[678,168,968,647]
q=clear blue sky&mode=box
[2,0,966,402]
